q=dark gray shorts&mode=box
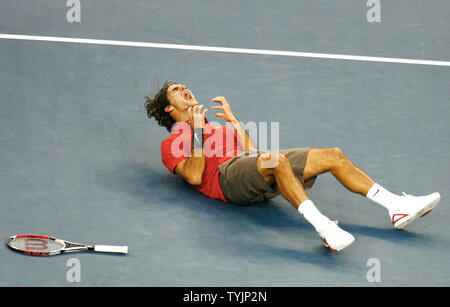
[218,148,316,205]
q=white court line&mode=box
[1,33,449,67]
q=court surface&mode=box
[0,0,448,286]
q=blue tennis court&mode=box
[0,0,448,287]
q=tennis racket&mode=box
[6,234,128,256]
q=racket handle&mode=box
[94,245,128,254]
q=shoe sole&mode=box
[320,237,334,251]
[394,193,441,229]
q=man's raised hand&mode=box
[211,96,238,123]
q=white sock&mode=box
[297,200,330,233]
[366,183,402,211]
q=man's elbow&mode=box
[175,161,203,186]
[187,175,202,186]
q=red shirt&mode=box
[161,119,243,202]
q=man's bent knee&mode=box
[257,152,290,185]
[329,147,350,167]
[304,147,349,179]
[330,147,345,159]
[258,152,289,173]
[322,147,353,173]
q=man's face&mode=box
[166,83,198,111]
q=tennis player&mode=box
[145,82,441,252]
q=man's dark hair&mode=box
[145,81,175,132]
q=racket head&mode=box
[6,234,66,256]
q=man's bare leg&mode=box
[301,147,397,209]
[303,147,375,196]
[302,147,441,229]
[256,151,355,251]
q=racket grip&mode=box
[94,245,128,254]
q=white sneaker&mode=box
[318,220,355,252]
[389,192,441,229]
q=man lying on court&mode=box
[145,82,441,252]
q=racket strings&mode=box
[9,237,64,253]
